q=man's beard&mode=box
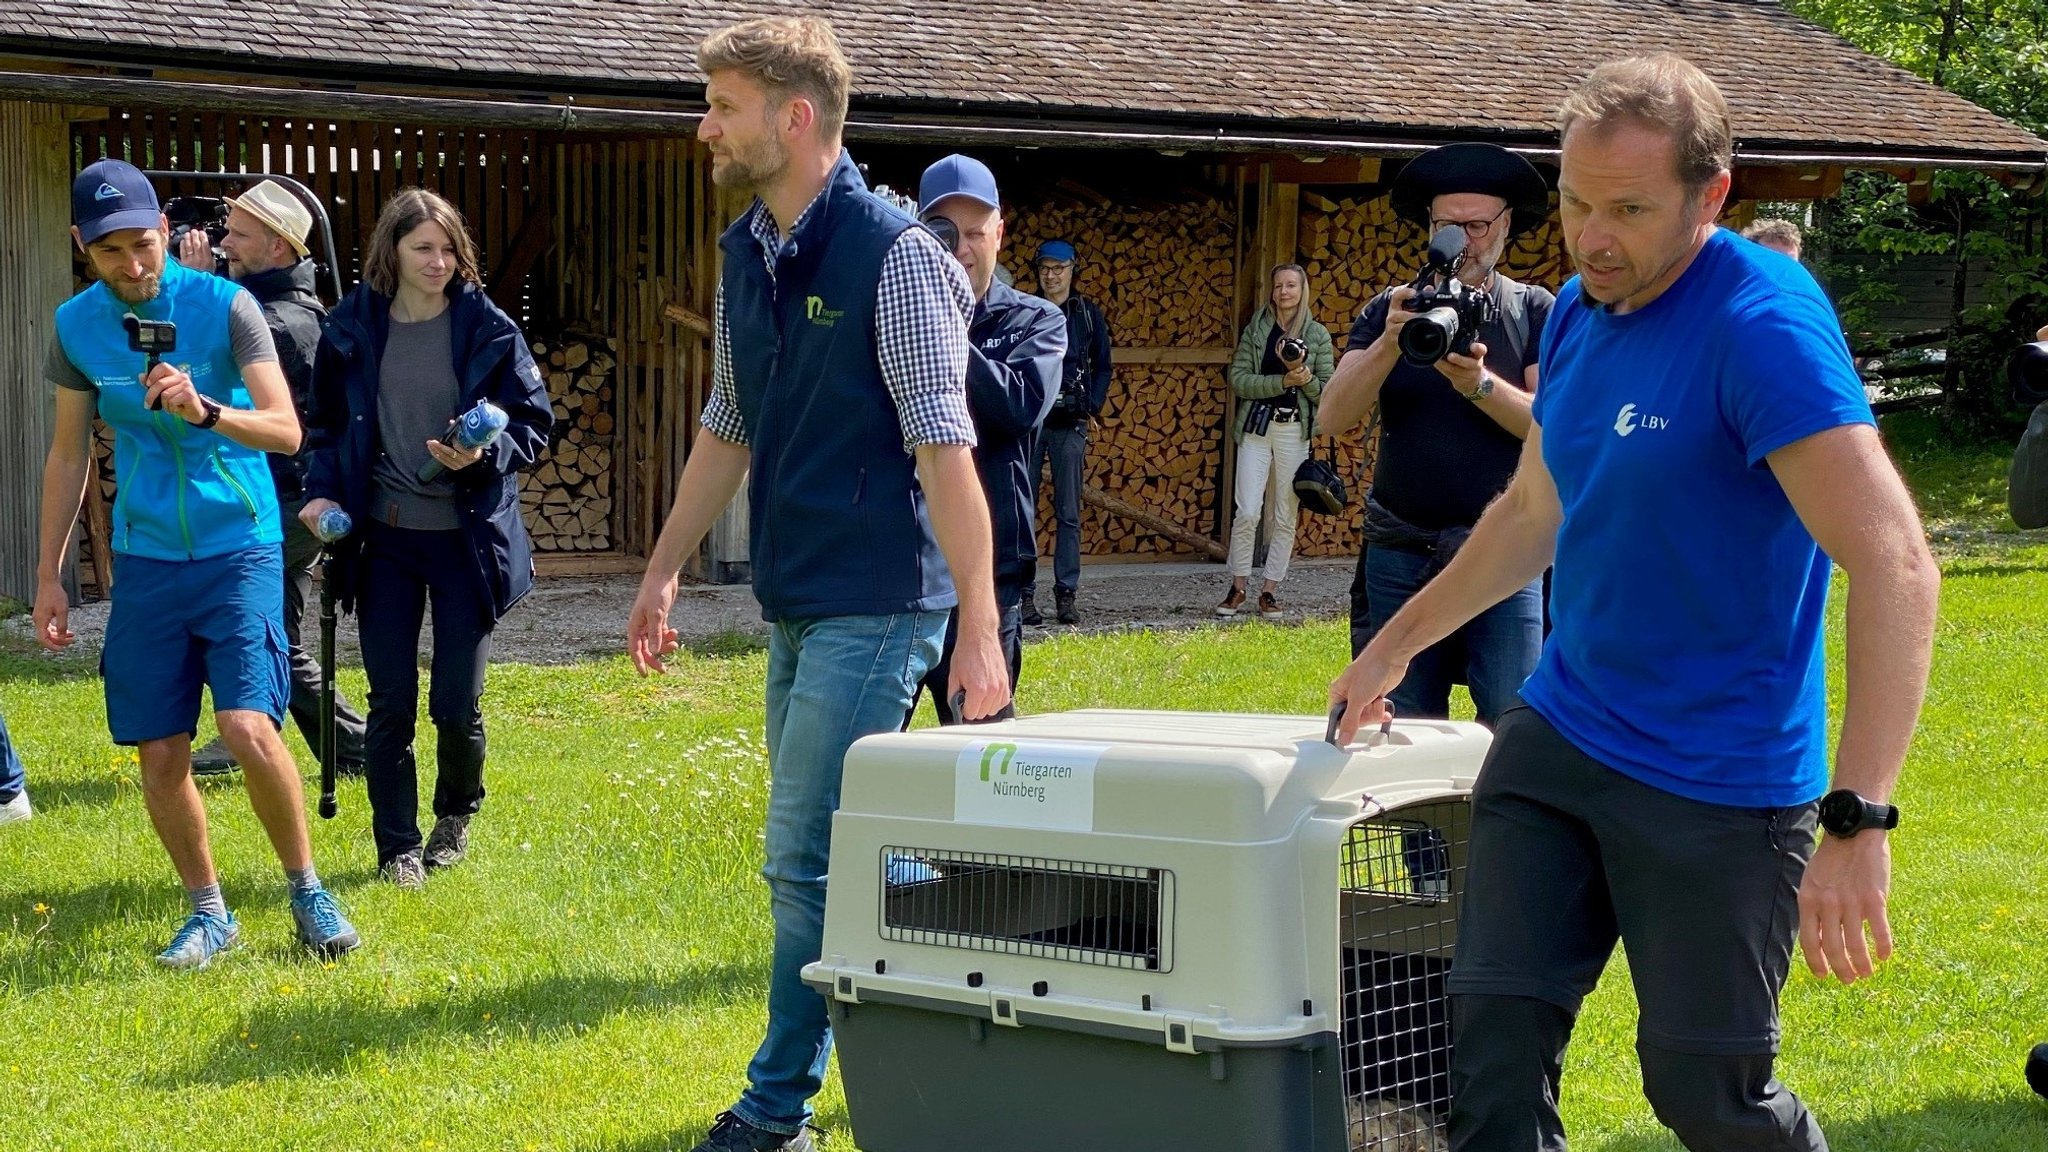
[1457,233,1509,286]
[108,272,162,306]
[712,135,790,195]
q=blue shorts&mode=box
[102,546,290,746]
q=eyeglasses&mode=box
[1036,261,1073,274]
[1429,205,1511,238]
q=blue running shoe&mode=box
[290,888,360,957]
[156,911,240,970]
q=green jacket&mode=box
[1228,306,1335,441]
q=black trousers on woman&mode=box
[357,520,494,865]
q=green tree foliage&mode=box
[1782,0,2048,426]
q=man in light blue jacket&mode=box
[32,159,359,970]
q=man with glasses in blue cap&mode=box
[910,154,1067,722]
[1025,237,1111,625]
[1318,142,1556,729]
[31,158,360,968]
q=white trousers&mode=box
[1227,417,1308,584]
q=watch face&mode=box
[1818,790,1860,835]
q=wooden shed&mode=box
[3,0,2043,599]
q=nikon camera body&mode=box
[1399,228,1498,367]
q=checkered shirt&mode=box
[701,195,975,453]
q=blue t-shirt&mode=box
[1523,228,1872,808]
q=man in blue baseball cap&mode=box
[1026,236,1111,625]
[33,158,360,969]
[907,154,1066,723]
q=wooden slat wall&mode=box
[72,109,551,324]
[0,101,82,603]
[552,135,716,561]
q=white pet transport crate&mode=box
[802,709,1491,1152]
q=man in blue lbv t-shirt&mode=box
[1332,55,1939,1151]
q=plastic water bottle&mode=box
[313,506,353,544]
[418,399,510,482]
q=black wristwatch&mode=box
[1817,789,1899,839]
[194,395,224,429]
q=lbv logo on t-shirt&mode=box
[1613,403,1669,437]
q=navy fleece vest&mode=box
[719,154,956,622]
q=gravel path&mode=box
[7,557,1361,666]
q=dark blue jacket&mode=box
[967,280,1065,599]
[303,280,552,620]
[1045,292,1112,428]
[721,152,961,622]
[237,260,326,500]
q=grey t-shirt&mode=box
[46,291,277,393]
[370,309,463,531]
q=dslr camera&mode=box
[1276,334,1308,366]
[1398,227,1497,367]
[166,196,231,274]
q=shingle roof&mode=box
[3,0,2042,165]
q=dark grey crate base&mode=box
[830,999,1347,1152]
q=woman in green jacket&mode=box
[1219,264,1335,619]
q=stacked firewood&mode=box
[522,335,615,553]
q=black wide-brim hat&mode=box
[1390,143,1552,237]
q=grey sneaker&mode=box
[156,911,240,970]
[0,791,31,827]
[424,815,471,870]
[380,851,427,891]
[692,1112,815,1152]
[190,739,238,776]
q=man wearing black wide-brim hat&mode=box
[1319,141,1557,727]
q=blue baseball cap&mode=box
[918,154,1000,214]
[73,159,162,244]
[1036,240,1078,264]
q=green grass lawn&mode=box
[3,417,2046,1151]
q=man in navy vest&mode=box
[33,159,360,970]
[909,154,1066,724]
[625,18,1009,1152]
[1330,56,1938,1150]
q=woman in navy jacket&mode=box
[302,189,551,889]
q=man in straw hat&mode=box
[1319,142,1557,728]
[179,180,367,779]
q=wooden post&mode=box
[0,100,80,602]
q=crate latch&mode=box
[1163,1013,1198,1054]
[830,971,861,1004]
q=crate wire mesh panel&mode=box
[880,847,1175,971]
[1339,800,1470,1152]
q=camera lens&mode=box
[2010,341,2048,406]
[1399,307,1463,365]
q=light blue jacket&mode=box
[55,260,281,560]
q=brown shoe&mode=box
[1215,585,1247,617]
[1258,591,1283,619]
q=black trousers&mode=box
[1447,706,1827,1152]
[357,521,494,864]
[280,497,367,768]
[910,601,1023,726]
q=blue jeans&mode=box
[0,709,24,804]
[735,610,947,1134]
[1037,425,1086,594]
[1355,544,1542,727]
